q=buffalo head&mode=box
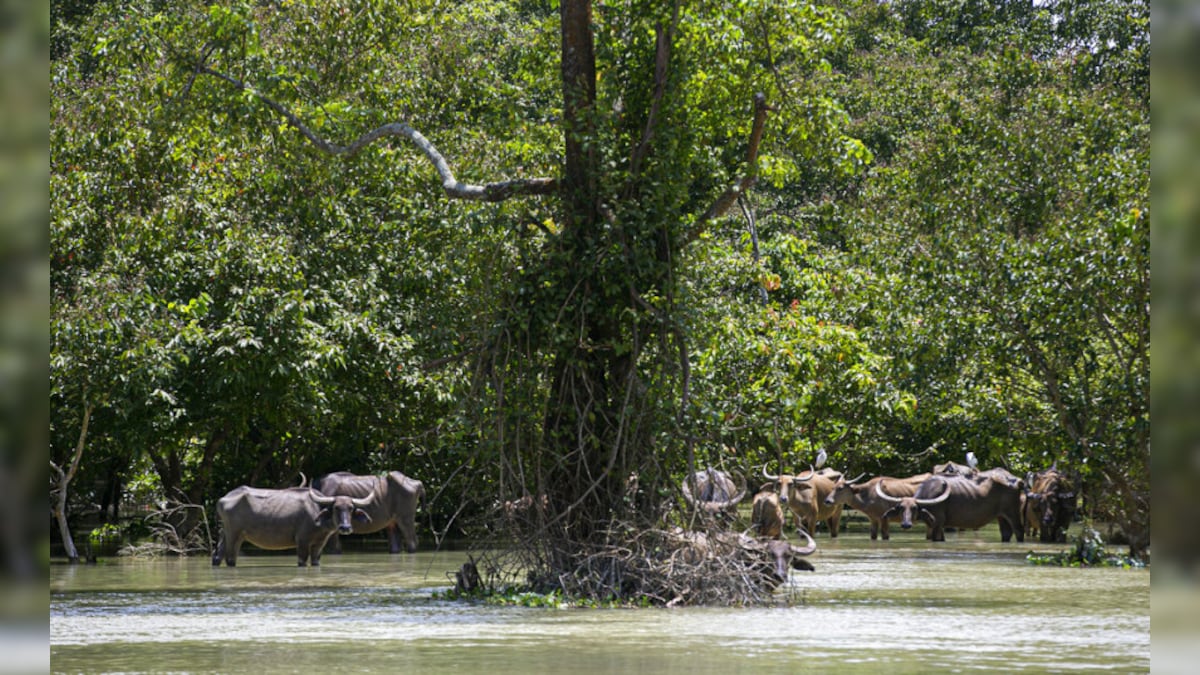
[823,472,868,506]
[309,488,373,534]
[875,479,950,530]
[761,464,818,508]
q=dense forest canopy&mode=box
[51,0,1148,595]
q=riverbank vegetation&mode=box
[52,0,1148,601]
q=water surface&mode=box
[51,526,1149,673]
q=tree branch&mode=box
[625,2,681,192]
[688,93,773,243]
[196,66,558,202]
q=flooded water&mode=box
[51,525,1149,673]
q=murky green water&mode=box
[51,526,1148,673]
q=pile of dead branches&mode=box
[119,499,211,559]
[470,500,785,606]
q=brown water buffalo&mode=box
[314,471,425,553]
[672,528,817,589]
[681,467,746,517]
[1023,463,1078,543]
[763,466,844,537]
[212,486,373,566]
[750,489,786,539]
[823,473,930,540]
[875,472,1025,542]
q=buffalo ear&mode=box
[314,507,333,527]
[791,558,815,572]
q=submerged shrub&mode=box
[1026,527,1146,568]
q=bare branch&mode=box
[196,66,558,202]
[688,93,774,243]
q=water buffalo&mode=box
[750,489,786,539]
[681,467,746,517]
[933,460,979,478]
[313,471,425,553]
[212,486,373,566]
[1024,463,1078,543]
[762,466,845,537]
[875,471,1025,542]
[824,473,931,540]
[671,528,817,590]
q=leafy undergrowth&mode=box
[1026,527,1147,568]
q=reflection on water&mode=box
[51,527,1149,674]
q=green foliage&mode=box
[88,523,123,543]
[433,584,653,609]
[50,0,1149,573]
[1026,527,1146,569]
[819,0,1148,546]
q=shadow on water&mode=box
[51,524,1149,674]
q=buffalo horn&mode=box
[845,472,867,485]
[681,474,696,506]
[790,528,817,556]
[874,481,902,504]
[309,488,335,506]
[915,480,953,505]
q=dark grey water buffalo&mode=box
[875,471,1026,542]
[212,486,373,567]
[681,467,746,517]
[313,471,425,553]
[1024,463,1078,543]
[823,472,930,540]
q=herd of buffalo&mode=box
[211,459,1078,588]
[677,458,1079,584]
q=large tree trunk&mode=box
[541,0,612,547]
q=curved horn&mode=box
[309,487,335,506]
[762,464,779,481]
[350,491,376,509]
[790,528,817,556]
[708,487,746,512]
[845,472,867,485]
[681,474,697,506]
[874,481,902,504]
[700,472,746,512]
[794,465,817,482]
[915,480,953,505]
[296,471,308,488]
